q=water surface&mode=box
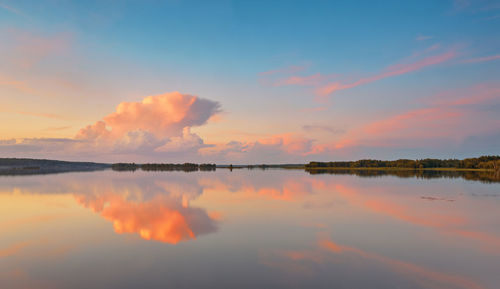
[1,169,499,289]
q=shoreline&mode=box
[302,167,496,172]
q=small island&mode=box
[112,163,217,172]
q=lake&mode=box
[1,169,499,289]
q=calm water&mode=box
[1,169,499,289]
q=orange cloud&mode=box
[0,91,223,160]
[0,241,31,258]
[14,110,67,120]
[71,92,221,156]
[0,75,37,95]
[77,92,220,141]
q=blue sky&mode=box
[0,0,499,162]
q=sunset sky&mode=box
[0,0,499,163]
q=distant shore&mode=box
[0,158,110,175]
[302,167,496,172]
[1,156,499,176]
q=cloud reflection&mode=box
[75,192,216,244]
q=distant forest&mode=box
[307,167,500,184]
[0,158,109,175]
[112,163,216,172]
[306,156,500,170]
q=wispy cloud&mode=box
[315,50,457,98]
[0,2,24,16]
[42,126,72,131]
[201,133,315,161]
[0,241,32,258]
[260,46,457,102]
[483,14,500,21]
[453,0,471,11]
[302,124,344,135]
[272,73,339,87]
[313,83,500,152]
[462,54,500,63]
[15,111,67,120]
[0,75,37,95]
[4,29,72,69]
[416,34,433,41]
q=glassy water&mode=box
[1,169,499,289]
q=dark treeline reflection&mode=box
[306,155,500,169]
[306,168,500,183]
[112,163,216,172]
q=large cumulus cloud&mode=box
[0,92,220,161]
[77,92,219,141]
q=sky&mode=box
[0,0,499,163]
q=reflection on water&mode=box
[74,191,217,244]
[0,170,499,289]
[306,168,500,183]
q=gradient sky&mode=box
[0,0,499,163]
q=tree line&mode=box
[112,163,216,172]
[305,155,500,170]
[306,167,500,183]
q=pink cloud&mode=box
[316,50,457,97]
[416,34,433,41]
[257,134,314,154]
[2,29,72,69]
[76,91,220,147]
[260,47,458,103]
[427,83,500,107]
[313,83,499,151]
[0,92,221,161]
[202,133,315,160]
[273,73,339,87]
